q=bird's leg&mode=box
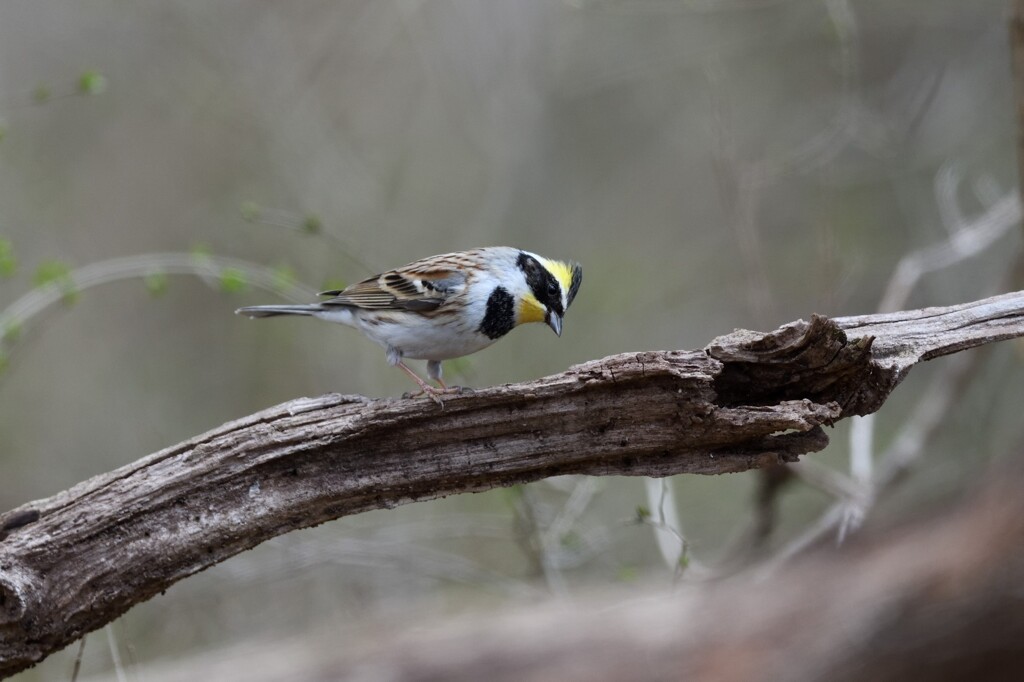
[426,360,472,394]
[426,360,447,390]
[396,361,444,406]
[386,347,443,404]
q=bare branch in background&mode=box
[878,182,1019,314]
[760,169,1022,566]
[846,172,1018,518]
[0,252,317,371]
[238,203,378,275]
[2,290,1024,675]
[642,477,690,576]
[763,346,983,577]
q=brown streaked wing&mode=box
[320,262,468,312]
[398,249,487,275]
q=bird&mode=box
[236,247,582,403]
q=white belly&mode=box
[314,307,496,361]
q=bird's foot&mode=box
[401,384,474,406]
[397,361,475,406]
[431,375,474,396]
[402,384,447,406]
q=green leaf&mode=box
[635,505,651,522]
[78,70,107,95]
[0,350,7,376]
[144,272,169,297]
[678,553,690,570]
[239,201,262,222]
[33,260,71,288]
[33,85,52,104]
[34,260,78,303]
[0,239,16,277]
[219,268,247,294]
[301,214,322,234]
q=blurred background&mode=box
[1,0,1021,678]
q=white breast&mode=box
[357,313,496,361]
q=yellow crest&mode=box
[539,258,577,301]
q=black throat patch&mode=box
[478,286,516,339]
[516,252,564,317]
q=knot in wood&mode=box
[0,562,37,625]
[706,315,890,417]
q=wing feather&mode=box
[319,265,468,312]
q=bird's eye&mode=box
[547,281,558,297]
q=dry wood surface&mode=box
[0,289,1022,677]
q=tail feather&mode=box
[235,304,322,319]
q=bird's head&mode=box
[514,251,582,336]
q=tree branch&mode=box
[118,452,1024,682]
[1,290,1023,676]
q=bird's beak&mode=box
[546,312,563,337]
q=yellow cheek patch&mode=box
[518,293,547,324]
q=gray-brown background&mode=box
[1,1,1020,678]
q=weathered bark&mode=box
[101,454,1024,682]
[0,289,1023,677]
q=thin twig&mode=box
[877,186,1019,314]
[69,635,87,682]
[240,203,378,274]
[769,175,1021,566]
[768,347,985,573]
[642,478,690,576]
[0,252,317,366]
[105,624,127,682]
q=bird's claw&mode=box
[402,386,446,407]
[401,384,476,406]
